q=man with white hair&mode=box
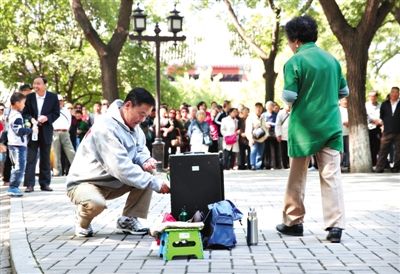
[262,101,280,169]
[51,95,75,176]
[275,105,291,169]
[365,91,381,166]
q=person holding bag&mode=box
[221,108,239,170]
[245,103,269,170]
[188,110,211,153]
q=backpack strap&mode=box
[225,200,243,224]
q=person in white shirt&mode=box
[89,102,102,126]
[220,108,240,170]
[100,99,109,114]
[275,105,291,169]
[365,91,381,166]
[51,95,75,176]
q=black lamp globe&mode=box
[131,4,147,35]
[167,6,183,35]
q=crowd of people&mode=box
[139,87,399,174]
[0,80,399,198]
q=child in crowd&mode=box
[6,93,35,197]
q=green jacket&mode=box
[282,42,349,157]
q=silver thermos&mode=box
[246,207,258,245]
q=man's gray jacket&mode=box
[66,100,161,192]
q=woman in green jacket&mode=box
[276,15,349,243]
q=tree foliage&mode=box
[173,68,226,107]
[0,0,101,105]
[195,0,316,102]
[0,0,183,108]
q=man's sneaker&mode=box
[74,208,93,237]
[75,224,93,237]
[116,216,149,235]
[7,187,23,197]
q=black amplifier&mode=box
[169,153,224,220]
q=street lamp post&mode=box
[129,4,186,171]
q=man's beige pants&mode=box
[67,183,153,229]
[52,131,75,176]
[282,147,345,230]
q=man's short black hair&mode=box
[19,84,32,91]
[392,86,400,92]
[124,87,155,107]
[10,92,26,105]
[227,107,237,115]
[285,15,318,43]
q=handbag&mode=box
[203,134,212,146]
[170,136,181,147]
[196,121,212,146]
[224,134,237,145]
[252,127,266,139]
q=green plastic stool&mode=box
[160,228,204,261]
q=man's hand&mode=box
[143,158,158,172]
[277,135,282,142]
[159,182,170,194]
[37,115,48,124]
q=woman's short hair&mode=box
[227,108,237,115]
[285,15,318,43]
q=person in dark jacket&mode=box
[374,87,400,173]
[23,76,60,192]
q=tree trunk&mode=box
[319,0,394,173]
[344,42,372,172]
[100,53,119,102]
[263,58,278,102]
[71,0,132,102]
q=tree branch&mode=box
[299,0,314,15]
[359,0,395,43]
[223,0,268,59]
[319,0,355,46]
[109,0,133,55]
[393,6,400,24]
[71,0,107,57]
[267,0,281,61]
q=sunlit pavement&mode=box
[3,170,399,274]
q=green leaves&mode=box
[0,0,101,103]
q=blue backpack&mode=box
[205,200,243,249]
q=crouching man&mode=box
[66,88,170,237]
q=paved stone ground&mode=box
[0,184,12,274]
[4,170,400,274]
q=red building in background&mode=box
[167,65,247,82]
